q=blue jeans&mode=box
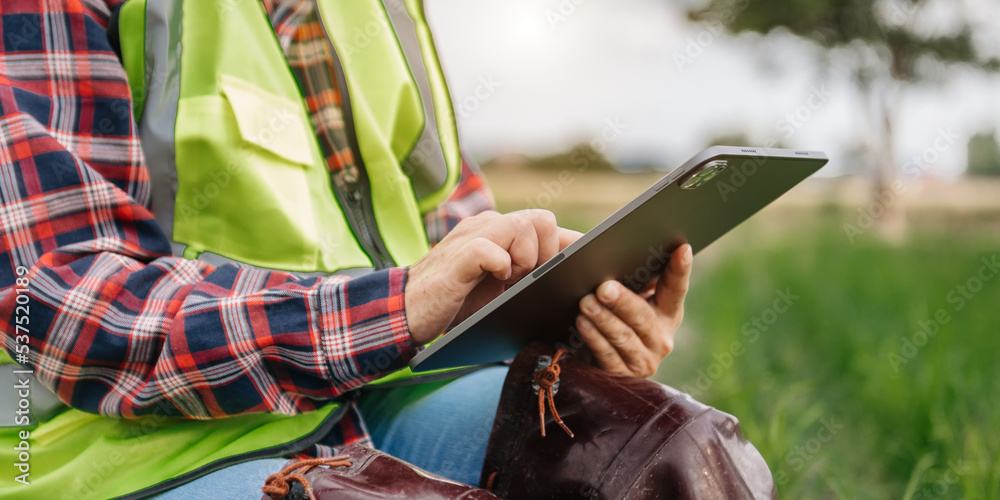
[152,365,508,499]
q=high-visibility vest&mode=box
[0,0,464,497]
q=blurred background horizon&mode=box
[429,0,1000,179]
[427,1,1000,498]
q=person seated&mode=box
[0,1,773,498]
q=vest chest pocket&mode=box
[218,75,314,166]
[171,75,371,272]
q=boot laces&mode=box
[534,348,574,438]
[262,454,352,500]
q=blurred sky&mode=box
[426,0,1000,177]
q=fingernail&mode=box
[597,281,619,304]
[575,315,591,332]
[680,245,693,267]
[582,295,601,315]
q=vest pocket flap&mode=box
[219,74,314,166]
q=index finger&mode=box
[512,209,561,269]
[652,243,693,318]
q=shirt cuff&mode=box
[315,267,417,389]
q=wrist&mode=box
[403,265,431,345]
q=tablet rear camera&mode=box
[680,160,728,189]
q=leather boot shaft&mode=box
[480,343,775,499]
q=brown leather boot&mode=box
[260,444,500,500]
[479,342,775,499]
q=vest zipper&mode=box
[324,26,396,271]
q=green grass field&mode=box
[654,216,1000,499]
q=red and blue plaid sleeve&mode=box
[0,0,415,419]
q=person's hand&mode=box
[405,210,580,345]
[575,243,693,378]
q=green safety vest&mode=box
[0,0,465,497]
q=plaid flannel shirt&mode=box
[0,0,494,453]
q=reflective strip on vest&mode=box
[381,0,461,209]
[137,0,182,252]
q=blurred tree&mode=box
[840,144,874,176]
[707,132,753,148]
[482,143,620,175]
[531,142,619,173]
[705,131,789,150]
[689,0,1000,236]
[966,130,1000,176]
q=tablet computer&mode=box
[410,146,827,372]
